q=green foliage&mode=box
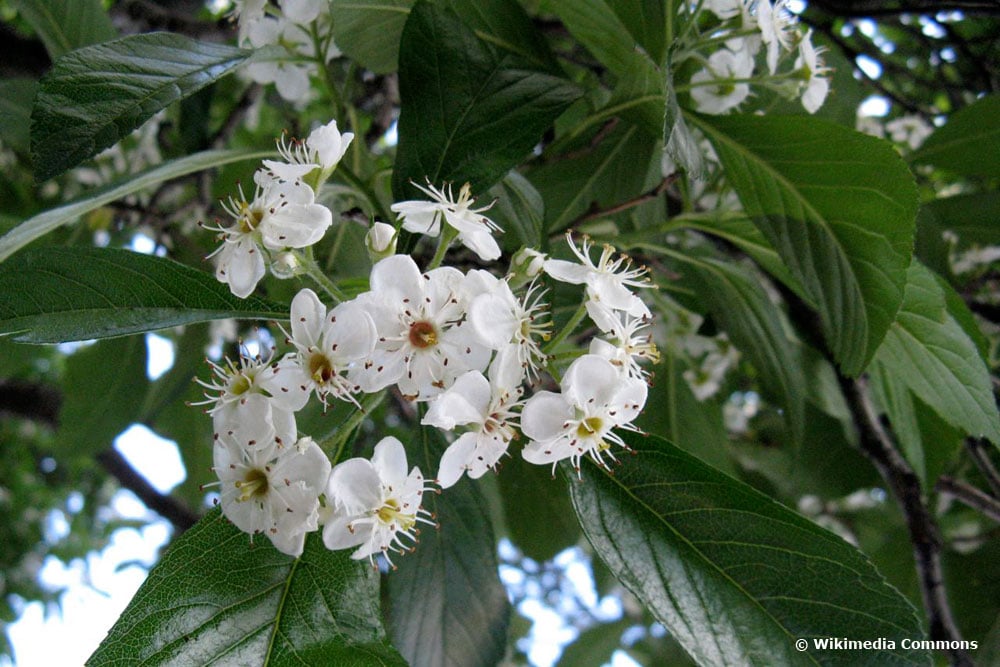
[387,428,510,667]
[392,1,580,199]
[0,247,285,342]
[571,432,929,666]
[13,0,116,59]
[692,113,919,376]
[31,33,251,180]
[910,94,1000,178]
[87,510,405,666]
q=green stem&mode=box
[543,301,589,354]
[426,226,458,270]
[337,163,392,223]
[327,391,386,464]
[304,259,346,302]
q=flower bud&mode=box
[271,251,303,279]
[507,247,547,288]
[366,222,398,262]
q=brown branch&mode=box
[562,176,676,232]
[0,378,199,534]
[937,475,1000,523]
[840,377,973,666]
[966,438,1000,498]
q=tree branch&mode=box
[840,377,973,666]
[966,438,1000,498]
[937,475,1000,523]
[0,378,199,534]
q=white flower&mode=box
[263,119,354,182]
[281,0,324,24]
[796,30,830,113]
[349,255,491,399]
[544,233,652,327]
[280,289,377,407]
[322,437,435,567]
[422,370,522,488]
[243,17,316,102]
[521,355,647,473]
[213,395,330,557]
[468,277,550,385]
[885,115,934,150]
[391,181,502,261]
[194,348,310,428]
[589,312,660,380]
[757,0,797,74]
[689,48,755,114]
[206,171,333,297]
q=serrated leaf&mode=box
[57,336,148,457]
[0,79,39,155]
[0,148,274,263]
[330,0,413,74]
[14,0,116,60]
[31,33,251,181]
[571,432,930,666]
[0,247,286,343]
[691,113,918,376]
[392,1,580,200]
[87,510,405,666]
[387,427,510,667]
[687,257,807,441]
[873,260,1000,444]
[910,94,1000,178]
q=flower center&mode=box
[235,468,269,502]
[308,352,335,384]
[408,321,438,349]
[237,204,264,233]
[228,373,253,396]
[576,416,604,439]
[376,498,416,530]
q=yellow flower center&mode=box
[577,416,604,439]
[309,352,335,384]
[408,321,438,349]
[235,468,269,502]
[376,497,416,531]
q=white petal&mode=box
[290,288,326,349]
[371,436,409,487]
[612,377,649,424]
[456,229,501,262]
[328,458,381,513]
[469,292,518,349]
[218,239,265,299]
[322,513,369,551]
[268,529,307,557]
[520,391,572,442]
[422,371,490,430]
[436,433,478,489]
[561,355,621,408]
[370,254,422,296]
[543,259,591,285]
[275,438,331,492]
[326,300,377,361]
[261,203,332,249]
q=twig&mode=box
[563,176,676,232]
[0,379,199,534]
[840,377,973,666]
[966,438,1000,497]
[937,475,1000,523]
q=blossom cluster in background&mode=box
[196,119,658,565]
[684,0,830,114]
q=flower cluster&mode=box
[233,0,339,102]
[203,119,353,298]
[684,0,830,114]
[196,127,657,564]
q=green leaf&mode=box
[910,94,1000,178]
[0,79,39,155]
[0,148,273,263]
[530,123,655,233]
[388,427,510,667]
[0,247,286,343]
[873,260,1000,444]
[541,0,643,78]
[14,0,116,60]
[392,1,580,199]
[87,510,405,666]
[692,113,918,376]
[56,336,148,457]
[571,432,930,666]
[556,618,632,667]
[499,454,580,561]
[329,0,413,74]
[488,170,544,250]
[31,33,251,181]
[440,0,562,74]
[687,257,807,441]
[923,191,1000,250]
